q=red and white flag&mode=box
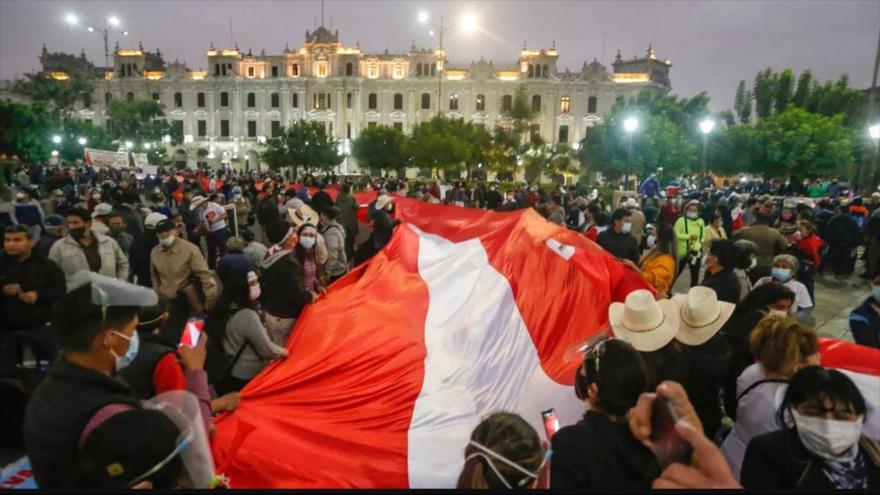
[210,199,649,488]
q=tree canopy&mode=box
[260,120,343,176]
[0,101,53,163]
[351,125,411,177]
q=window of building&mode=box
[271,120,281,137]
[449,94,459,111]
[543,64,549,78]
[221,64,227,76]
[587,96,597,114]
[368,64,379,79]
[105,92,112,105]
[393,65,405,79]
[476,94,485,112]
[346,123,351,138]
[127,92,135,102]
[502,94,512,112]
[291,64,300,77]
[247,92,256,108]
[272,66,279,77]
[197,120,207,137]
[421,93,430,110]
[326,93,331,109]
[314,93,330,110]
[558,125,569,144]
[529,124,541,143]
[214,64,220,76]
[416,64,423,77]
[528,65,534,78]
[560,95,570,114]
[532,95,541,112]
[271,92,280,108]
[393,122,403,131]
[197,92,205,107]
[152,92,160,102]
[83,93,92,109]
[247,120,257,137]
[220,92,229,107]
[328,122,334,137]
[248,67,255,77]
[171,120,183,141]
[430,63,436,76]
[368,93,378,110]
[393,93,403,110]
[368,122,378,128]
[346,92,352,109]
[174,92,183,108]
[220,119,230,137]
[316,61,328,77]
[346,62,353,76]
[293,93,299,108]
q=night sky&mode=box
[1,0,877,111]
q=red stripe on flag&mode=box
[820,338,880,377]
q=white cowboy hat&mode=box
[144,212,168,230]
[671,287,735,346]
[91,203,113,218]
[375,194,393,211]
[189,195,208,210]
[287,204,319,227]
[609,290,680,352]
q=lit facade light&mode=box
[108,16,120,27]
[699,118,715,135]
[623,117,638,133]
[870,124,880,140]
[52,135,62,144]
[78,137,87,145]
[207,153,215,159]
[162,134,172,144]
[143,143,152,150]
[428,29,435,37]
[87,26,95,33]
[122,31,129,36]
[65,14,78,25]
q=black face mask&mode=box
[69,226,86,240]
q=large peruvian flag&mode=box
[210,199,649,488]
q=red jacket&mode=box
[793,233,824,269]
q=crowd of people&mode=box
[0,163,878,489]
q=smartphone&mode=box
[650,396,693,467]
[541,408,560,439]
[179,318,204,348]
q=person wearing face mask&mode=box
[673,200,706,288]
[638,223,678,296]
[753,254,813,318]
[22,272,212,488]
[150,220,218,342]
[741,366,879,489]
[551,338,661,489]
[209,268,288,394]
[733,240,758,302]
[597,208,640,265]
[49,208,129,286]
[774,207,799,237]
[260,227,318,346]
[720,315,820,479]
[789,220,823,304]
[848,275,880,348]
[484,183,503,210]
[457,412,548,489]
[703,212,728,255]
[318,205,348,283]
[732,212,788,279]
[499,189,519,212]
[699,239,742,304]
[229,185,252,238]
[35,214,66,259]
[106,212,133,256]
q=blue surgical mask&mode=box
[872,286,880,302]
[110,330,139,372]
[772,267,792,282]
[299,236,316,249]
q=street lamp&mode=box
[51,150,59,157]
[699,118,715,188]
[124,140,133,150]
[52,135,62,144]
[64,13,129,68]
[419,11,478,117]
[869,124,880,191]
[78,137,87,146]
[143,143,152,150]
[623,117,638,189]
[162,134,172,144]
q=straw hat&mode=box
[671,287,735,346]
[189,195,208,209]
[375,194,393,211]
[287,204,319,227]
[609,290,680,352]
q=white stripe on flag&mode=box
[837,369,880,440]
[406,226,583,488]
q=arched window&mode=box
[531,94,541,112]
[448,94,459,111]
[543,64,549,78]
[346,62,353,76]
[528,65,534,78]
[393,93,403,110]
[368,93,378,110]
[430,63,436,76]
[502,94,512,111]
[416,64,422,77]
[560,95,570,113]
[126,92,134,102]
[421,93,431,110]
[475,94,485,111]
[587,96,597,114]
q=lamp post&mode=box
[623,117,638,190]
[870,124,880,191]
[52,135,62,145]
[699,118,715,189]
[65,13,129,68]
[419,11,478,117]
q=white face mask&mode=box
[791,410,864,461]
[646,235,656,248]
[159,235,176,247]
[686,211,699,220]
[299,236,316,249]
[621,222,632,234]
[768,308,788,318]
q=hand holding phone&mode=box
[180,317,204,348]
[649,396,693,468]
[541,408,560,439]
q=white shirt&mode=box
[720,363,788,480]
[202,202,227,232]
[753,277,812,313]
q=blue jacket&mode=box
[638,177,660,198]
[216,252,255,285]
[850,297,880,349]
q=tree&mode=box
[106,99,172,146]
[774,69,794,114]
[792,70,813,108]
[56,119,115,162]
[407,116,475,177]
[260,120,343,176]
[709,124,764,177]
[351,125,411,177]
[753,68,776,118]
[0,101,53,163]
[734,80,752,124]
[12,51,96,121]
[753,107,854,180]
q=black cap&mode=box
[154,219,177,233]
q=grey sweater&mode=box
[223,307,286,380]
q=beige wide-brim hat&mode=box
[190,195,208,210]
[375,194,393,211]
[287,204,319,228]
[671,287,735,346]
[609,289,680,352]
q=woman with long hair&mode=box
[294,223,326,294]
[638,223,678,296]
[457,412,548,489]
